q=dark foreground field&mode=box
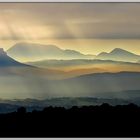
[0,103,140,137]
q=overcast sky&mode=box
[0,3,140,54]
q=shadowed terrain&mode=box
[0,103,140,137]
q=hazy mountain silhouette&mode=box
[0,52,140,100]
[1,47,140,100]
[0,48,29,67]
[96,48,140,62]
[7,42,95,62]
[27,59,140,78]
[7,43,140,63]
[0,48,65,78]
[0,49,68,99]
[59,72,140,99]
[28,59,140,68]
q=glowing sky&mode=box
[1,3,140,55]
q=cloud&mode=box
[0,3,140,40]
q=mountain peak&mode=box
[112,48,123,51]
[97,52,108,56]
[110,48,133,54]
[0,48,29,67]
[96,48,140,62]
[7,42,95,61]
[0,48,7,56]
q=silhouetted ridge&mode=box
[0,103,139,137]
[0,48,6,56]
[0,48,28,67]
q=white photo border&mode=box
[0,0,140,2]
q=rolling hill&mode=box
[57,72,140,99]
[27,59,140,78]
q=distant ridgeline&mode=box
[0,48,29,67]
[7,42,140,62]
[0,97,138,114]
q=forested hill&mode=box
[1,103,140,137]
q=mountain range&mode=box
[7,42,140,63]
[27,59,140,79]
[7,42,95,62]
[1,48,66,77]
[2,46,140,82]
[0,43,140,101]
[96,48,140,62]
